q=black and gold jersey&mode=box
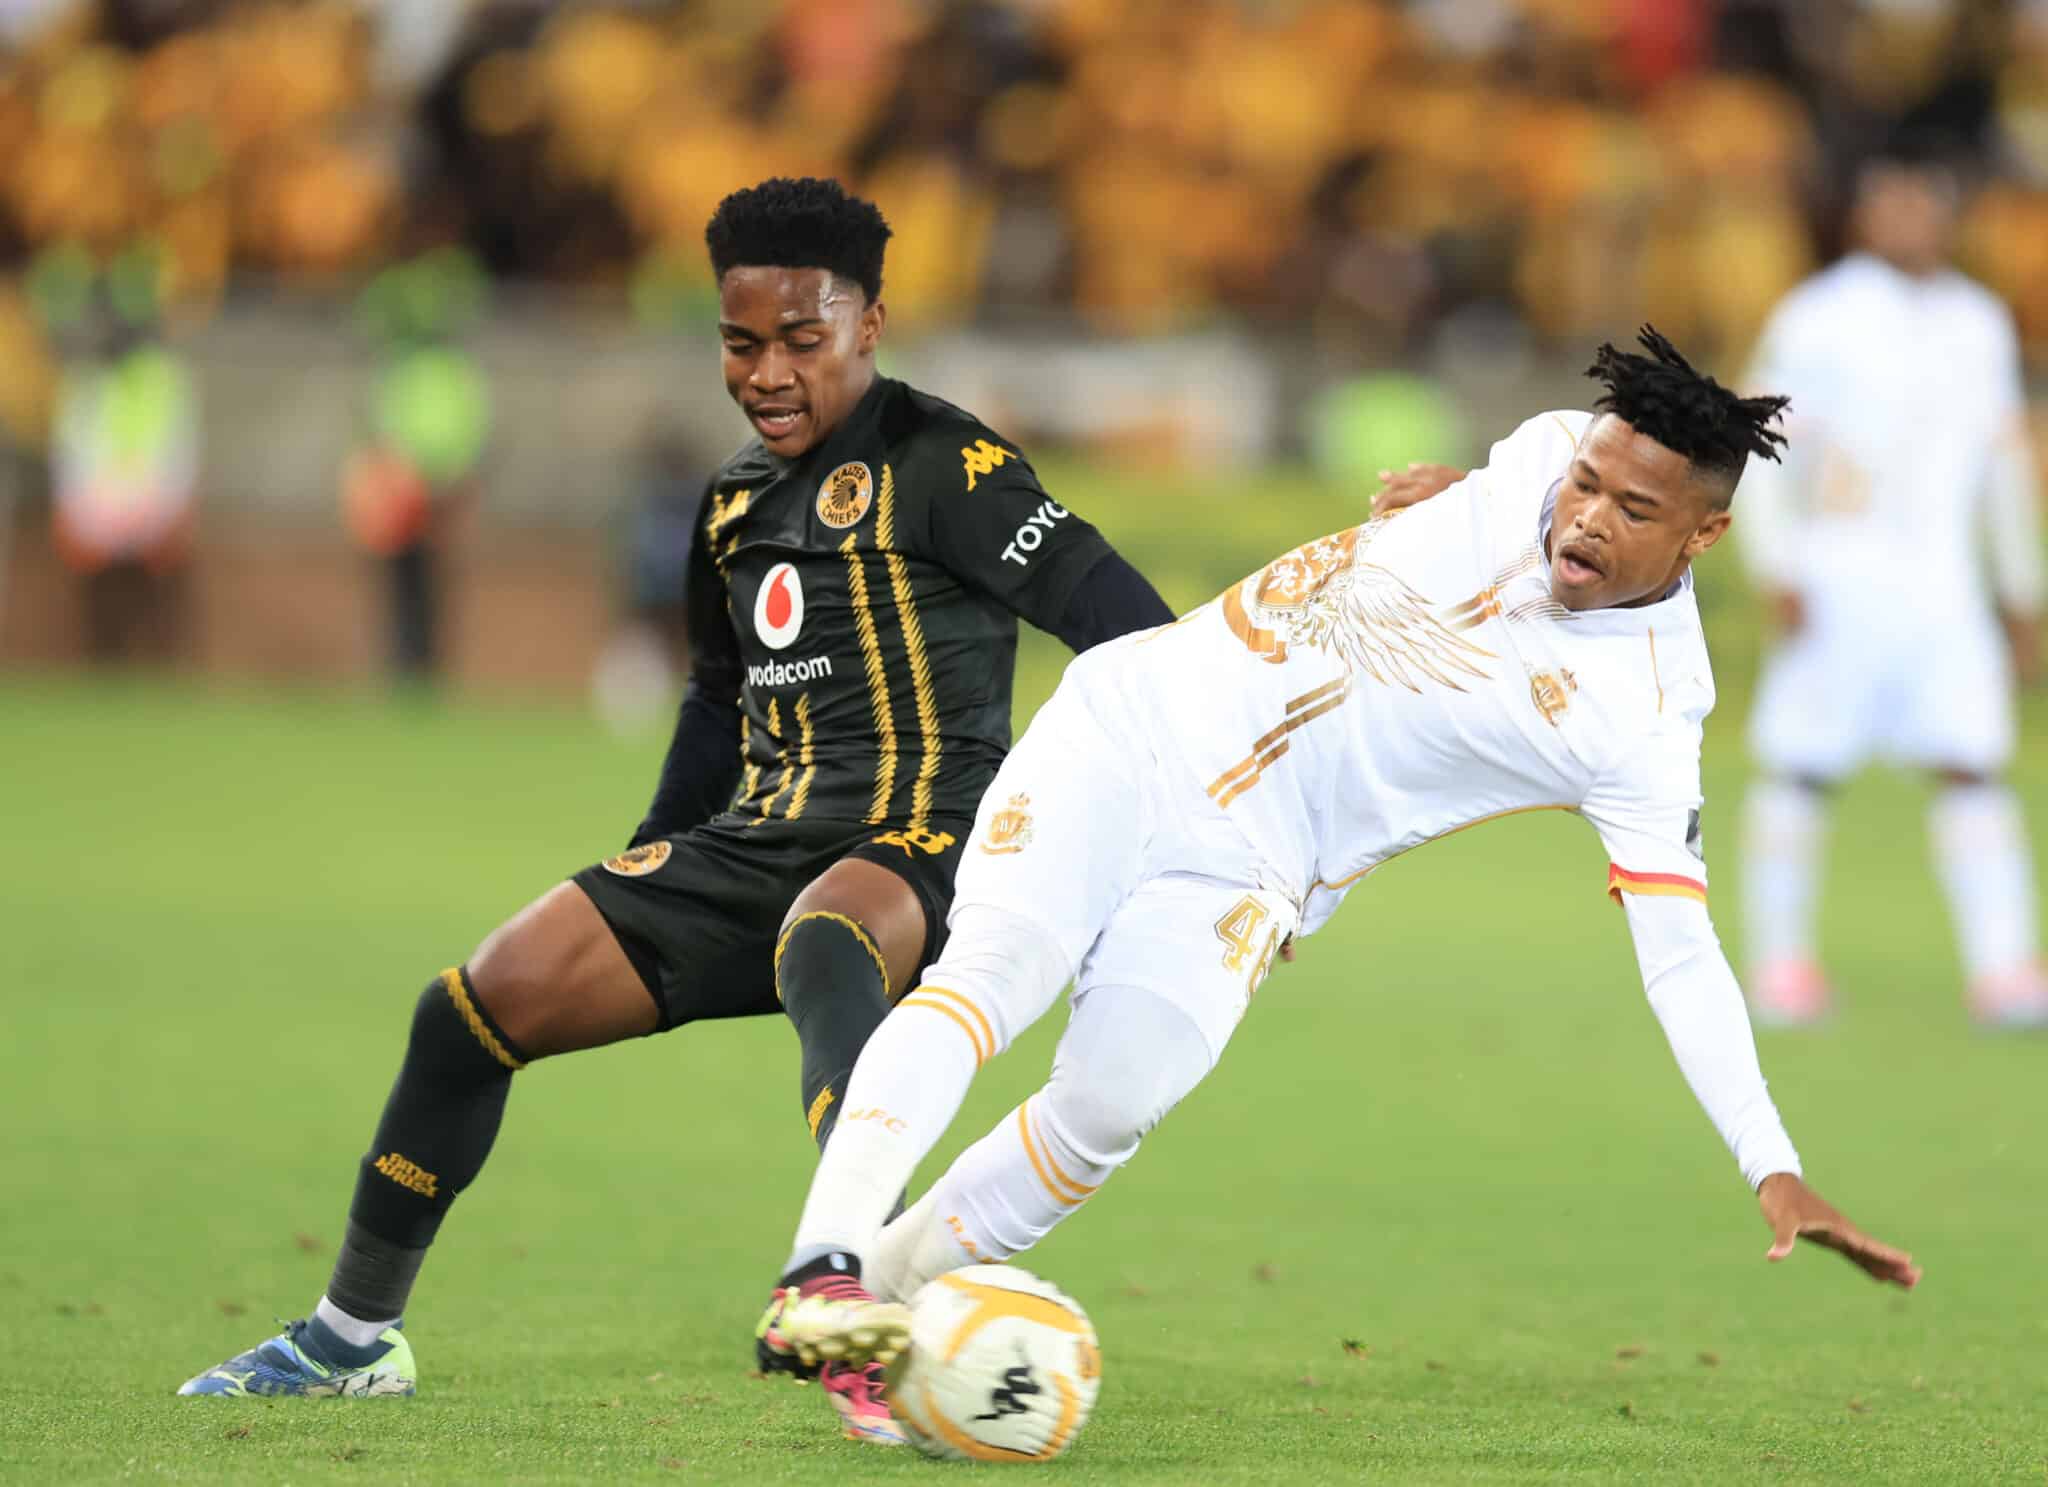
[687,376,1115,829]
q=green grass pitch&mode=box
[5,498,2048,1481]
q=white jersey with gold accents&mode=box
[1134,409,1712,936]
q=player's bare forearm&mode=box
[1756,1172,1920,1289]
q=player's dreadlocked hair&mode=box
[705,178,892,301]
[1588,326,1789,506]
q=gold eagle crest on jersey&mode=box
[1221,520,1495,693]
[602,841,672,877]
[1528,668,1578,726]
[816,462,875,529]
[980,793,1034,855]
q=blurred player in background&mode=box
[47,249,200,664]
[755,333,1919,1423]
[1736,140,2048,1028]
[178,179,1172,1440]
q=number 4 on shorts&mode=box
[1214,894,1282,997]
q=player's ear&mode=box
[858,297,886,356]
[1683,507,1733,560]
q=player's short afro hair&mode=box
[705,177,892,302]
[1588,326,1788,504]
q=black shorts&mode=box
[569,812,970,1031]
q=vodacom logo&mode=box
[753,562,804,651]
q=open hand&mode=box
[1757,1173,1920,1289]
[1372,463,1465,517]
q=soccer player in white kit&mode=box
[755,331,1921,1407]
[1738,148,2047,1027]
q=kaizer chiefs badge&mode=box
[816,462,874,529]
[601,841,672,877]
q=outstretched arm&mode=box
[1618,892,1920,1288]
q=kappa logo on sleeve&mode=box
[961,438,1014,491]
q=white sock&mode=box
[901,1097,1116,1291]
[1742,778,1827,970]
[785,906,1070,1273]
[314,1294,393,1348]
[1930,783,2040,982]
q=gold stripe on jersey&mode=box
[707,488,750,537]
[842,530,900,823]
[784,691,817,821]
[1448,585,1502,631]
[1647,625,1664,714]
[737,714,760,807]
[751,697,794,824]
[876,464,943,829]
[1206,678,1351,807]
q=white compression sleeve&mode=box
[1619,893,1801,1189]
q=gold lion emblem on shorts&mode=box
[601,841,672,877]
[816,462,874,529]
[979,793,1034,855]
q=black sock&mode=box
[775,912,892,1151]
[326,967,526,1321]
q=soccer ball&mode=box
[885,1265,1101,1463]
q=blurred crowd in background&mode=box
[1,0,2046,347]
[2,0,2047,686]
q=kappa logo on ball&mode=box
[753,562,805,651]
[816,461,874,529]
[601,841,671,877]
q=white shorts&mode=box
[1749,582,2014,779]
[950,642,1299,1064]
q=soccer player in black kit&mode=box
[178,178,1172,1443]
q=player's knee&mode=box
[1039,988,1212,1166]
[775,910,892,1013]
[409,967,528,1086]
[1037,1076,1150,1169]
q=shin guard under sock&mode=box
[775,912,892,1151]
[327,967,525,1321]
